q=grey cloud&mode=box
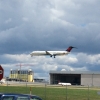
[0,0,100,54]
[0,0,100,79]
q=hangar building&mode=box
[49,71,100,86]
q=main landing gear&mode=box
[50,55,56,58]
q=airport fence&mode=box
[0,82,100,100]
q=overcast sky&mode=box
[0,0,100,80]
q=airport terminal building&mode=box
[49,71,100,86]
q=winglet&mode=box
[66,46,76,52]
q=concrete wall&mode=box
[93,74,100,86]
[81,74,100,86]
[81,74,92,86]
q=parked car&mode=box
[0,93,30,100]
[0,93,43,100]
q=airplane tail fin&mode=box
[66,46,76,52]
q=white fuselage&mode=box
[58,82,71,86]
[30,51,69,57]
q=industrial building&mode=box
[9,69,33,82]
[49,71,100,86]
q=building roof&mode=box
[49,70,100,74]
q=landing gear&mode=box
[50,55,52,57]
[50,55,56,58]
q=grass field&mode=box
[0,85,100,100]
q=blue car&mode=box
[0,93,42,100]
[0,94,30,100]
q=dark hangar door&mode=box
[52,74,81,85]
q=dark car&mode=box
[0,93,30,100]
[0,93,42,100]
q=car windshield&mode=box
[2,96,14,100]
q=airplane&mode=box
[30,46,76,58]
[58,82,71,86]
